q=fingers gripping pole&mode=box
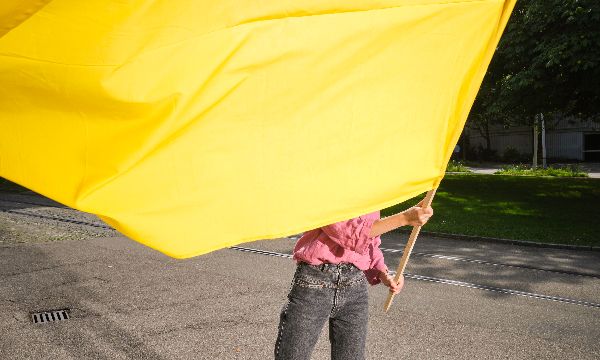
[384,188,437,312]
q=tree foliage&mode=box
[470,0,600,127]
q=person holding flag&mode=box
[275,201,433,359]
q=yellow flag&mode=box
[0,0,516,258]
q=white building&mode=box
[466,117,600,162]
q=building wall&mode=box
[467,127,532,158]
[466,116,600,161]
[468,129,585,161]
[546,131,582,160]
[494,131,531,155]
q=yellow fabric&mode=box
[0,0,516,258]
[0,0,52,36]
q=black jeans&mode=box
[274,262,369,360]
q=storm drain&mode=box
[31,309,70,324]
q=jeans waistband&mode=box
[299,262,359,272]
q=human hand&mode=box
[401,200,433,227]
[378,271,404,294]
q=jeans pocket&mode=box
[341,271,367,287]
[294,274,327,289]
[293,265,330,289]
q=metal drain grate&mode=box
[31,309,70,324]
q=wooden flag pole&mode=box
[384,187,437,312]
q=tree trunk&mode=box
[532,116,538,169]
[474,117,492,152]
[462,134,468,161]
[541,113,547,169]
[485,118,491,151]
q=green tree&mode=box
[470,0,600,126]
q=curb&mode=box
[445,171,595,178]
[392,228,600,252]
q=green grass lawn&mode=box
[381,174,600,247]
[3,175,599,247]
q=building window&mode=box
[584,133,600,161]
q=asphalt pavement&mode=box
[1,231,599,359]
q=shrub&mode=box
[470,144,500,162]
[502,146,522,163]
[494,164,588,177]
[446,160,472,173]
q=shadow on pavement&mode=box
[0,244,165,359]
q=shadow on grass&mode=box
[381,174,600,247]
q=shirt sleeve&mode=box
[319,215,378,255]
[363,236,388,285]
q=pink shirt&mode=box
[292,210,388,285]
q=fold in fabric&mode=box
[0,0,516,258]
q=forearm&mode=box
[368,213,408,238]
